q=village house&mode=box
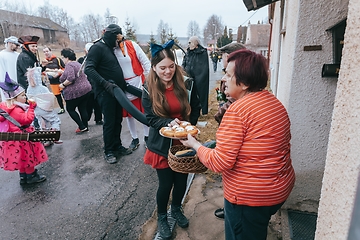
[0,9,69,45]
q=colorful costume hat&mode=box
[0,72,25,99]
[18,35,40,45]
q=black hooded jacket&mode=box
[84,32,126,98]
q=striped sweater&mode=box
[198,90,295,206]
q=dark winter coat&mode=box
[84,40,126,98]
[182,45,210,115]
[16,48,42,89]
[210,52,219,63]
[142,79,201,158]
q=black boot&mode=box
[157,213,172,239]
[26,169,46,184]
[171,205,189,228]
[19,173,27,185]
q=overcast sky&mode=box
[20,0,268,37]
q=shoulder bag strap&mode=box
[0,108,26,130]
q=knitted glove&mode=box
[102,80,117,97]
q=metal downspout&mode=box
[273,0,285,97]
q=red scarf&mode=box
[119,40,145,83]
[45,54,56,61]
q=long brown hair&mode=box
[147,48,191,120]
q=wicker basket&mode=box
[168,145,207,174]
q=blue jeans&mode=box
[224,198,284,240]
[213,61,217,72]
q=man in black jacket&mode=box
[16,35,42,89]
[84,24,132,164]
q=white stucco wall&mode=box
[270,0,348,211]
[316,0,360,238]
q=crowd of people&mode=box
[0,24,295,240]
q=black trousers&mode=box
[224,199,284,240]
[65,92,90,130]
[156,167,188,214]
[87,91,102,122]
[97,90,123,154]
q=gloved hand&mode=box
[28,100,37,109]
[102,80,118,97]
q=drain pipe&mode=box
[272,0,285,97]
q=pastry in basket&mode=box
[175,148,196,157]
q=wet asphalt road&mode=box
[0,60,223,240]
[0,113,158,240]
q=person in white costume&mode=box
[114,36,150,150]
[0,36,20,101]
[26,66,62,146]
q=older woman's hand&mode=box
[180,134,202,151]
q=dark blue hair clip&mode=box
[150,40,175,57]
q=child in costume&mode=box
[0,72,47,185]
[26,66,61,146]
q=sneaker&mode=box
[115,146,132,157]
[129,138,140,151]
[171,205,189,228]
[75,127,88,134]
[157,213,172,239]
[26,169,46,184]
[144,136,148,149]
[95,120,103,125]
[104,153,117,164]
[54,140,63,144]
[58,109,65,114]
[214,208,225,219]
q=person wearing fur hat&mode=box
[0,36,20,101]
[0,72,47,185]
[84,24,132,164]
[16,35,44,89]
